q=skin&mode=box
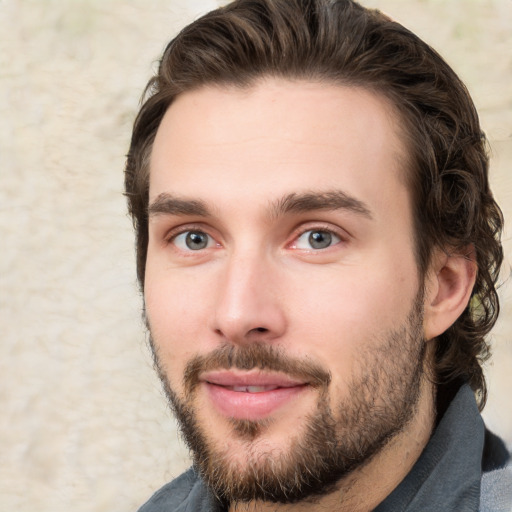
[144,79,476,511]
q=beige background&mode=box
[1,1,511,511]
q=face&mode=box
[145,79,428,504]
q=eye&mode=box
[172,230,214,251]
[294,229,341,250]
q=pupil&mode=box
[309,231,331,249]
[186,231,208,250]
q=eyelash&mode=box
[163,223,347,252]
[288,224,346,251]
[164,224,216,245]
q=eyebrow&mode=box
[148,189,373,221]
[269,190,373,220]
[148,193,211,218]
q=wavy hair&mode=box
[125,0,503,408]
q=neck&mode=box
[229,375,435,512]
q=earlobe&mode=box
[423,247,477,341]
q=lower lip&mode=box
[204,382,308,421]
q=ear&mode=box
[423,246,477,341]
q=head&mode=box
[125,0,503,506]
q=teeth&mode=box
[229,385,278,393]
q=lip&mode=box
[201,370,309,421]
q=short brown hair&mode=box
[125,0,503,408]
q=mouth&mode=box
[222,385,281,393]
[200,370,310,421]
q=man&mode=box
[125,1,511,510]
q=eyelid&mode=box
[287,222,349,249]
[164,223,220,246]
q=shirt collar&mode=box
[374,383,484,512]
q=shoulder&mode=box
[480,463,512,512]
[480,433,511,512]
[137,467,216,512]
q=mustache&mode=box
[183,343,331,396]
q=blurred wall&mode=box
[1,1,511,511]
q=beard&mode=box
[148,290,427,506]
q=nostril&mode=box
[254,327,268,333]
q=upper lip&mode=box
[200,370,308,388]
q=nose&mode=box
[210,252,287,345]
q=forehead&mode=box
[149,79,410,218]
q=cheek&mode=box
[144,268,212,385]
[293,268,398,331]
[289,260,419,369]
[145,251,215,325]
